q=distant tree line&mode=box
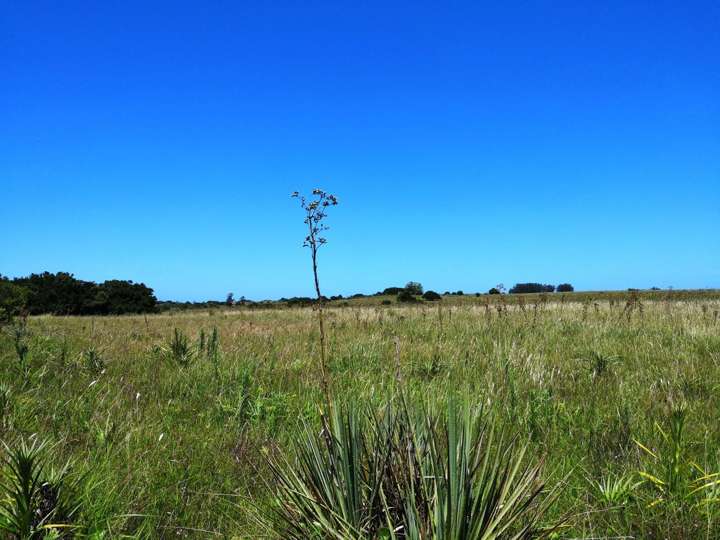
[508,283,574,294]
[372,281,577,300]
[509,283,555,294]
[1,272,157,316]
[0,271,583,319]
[158,299,244,311]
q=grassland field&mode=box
[2,290,720,538]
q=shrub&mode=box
[488,287,501,295]
[285,297,314,307]
[422,290,441,301]
[397,290,417,303]
[557,283,574,292]
[382,287,404,295]
[381,299,392,305]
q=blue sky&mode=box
[2,1,719,300]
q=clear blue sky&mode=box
[2,1,719,301]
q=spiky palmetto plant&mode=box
[206,327,219,362]
[0,438,79,538]
[11,322,29,380]
[167,328,194,367]
[591,472,640,506]
[265,400,561,539]
[409,402,560,540]
[0,384,11,430]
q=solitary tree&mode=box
[292,189,338,406]
[405,281,423,295]
[226,292,234,306]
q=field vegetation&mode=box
[1,294,720,537]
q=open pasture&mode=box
[2,295,720,538]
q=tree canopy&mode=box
[9,272,157,315]
[404,282,423,295]
[509,283,556,294]
[0,277,28,323]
